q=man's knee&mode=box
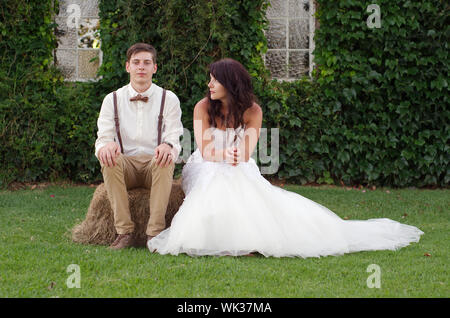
[101,155,125,175]
[151,160,175,175]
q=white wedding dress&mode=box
[148,127,424,258]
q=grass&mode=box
[0,184,448,298]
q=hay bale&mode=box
[72,179,185,247]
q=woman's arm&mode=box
[233,103,263,163]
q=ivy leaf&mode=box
[289,118,302,128]
[342,88,356,101]
[337,151,350,163]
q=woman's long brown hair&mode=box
[207,58,255,129]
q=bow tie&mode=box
[130,94,149,102]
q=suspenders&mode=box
[113,89,167,154]
[113,91,123,154]
[157,89,167,146]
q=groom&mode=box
[95,43,183,250]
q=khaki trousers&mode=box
[100,154,175,236]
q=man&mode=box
[95,43,183,250]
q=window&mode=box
[265,0,316,80]
[54,0,102,81]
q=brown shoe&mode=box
[109,234,134,250]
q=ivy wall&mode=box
[0,0,448,187]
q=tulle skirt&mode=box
[148,149,423,258]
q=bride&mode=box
[147,58,423,258]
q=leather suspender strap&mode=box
[113,91,124,154]
[157,89,166,145]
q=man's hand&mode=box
[155,143,173,167]
[98,142,121,167]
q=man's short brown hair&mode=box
[126,43,157,63]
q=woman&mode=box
[147,58,423,258]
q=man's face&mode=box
[126,51,157,86]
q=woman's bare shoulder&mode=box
[194,98,209,110]
[194,97,209,119]
[244,102,263,121]
[251,102,262,115]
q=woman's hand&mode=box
[225,147,243,166]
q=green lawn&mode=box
[0,184,448,298]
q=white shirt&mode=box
[95,83,183,161]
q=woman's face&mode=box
[208,74,227,101]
